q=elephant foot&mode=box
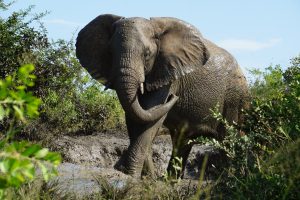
[114,159,126,173]
[114,162,141,178]
[114,153,143,178]
[114,151,129,174]
[141,160,156,179]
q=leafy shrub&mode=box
[42,90,78,132]
[76,85,125,133]
[211,139,300,200]
[0,65,61,199]
[0,1,49,78]
[245,64,299,147]
[1,1,125,138]
[205,56,300,199]
[41,83,125,135]
[33,38,125,135]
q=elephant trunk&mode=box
[115,56,178,123]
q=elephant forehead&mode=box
[117,18,154,34]
[125,17,149,24]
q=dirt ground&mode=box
[48,131,224,197]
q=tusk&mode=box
[140,83,144,94]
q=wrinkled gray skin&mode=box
[76,14,249,178]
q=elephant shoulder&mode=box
[203,43,238,74]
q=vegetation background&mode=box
[0,1,299,199]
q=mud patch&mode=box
[49,132,224,197]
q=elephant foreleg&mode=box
[115,114,166,178]
[142,126,165,177]
[115,85,173,178]
[142,147,155,177]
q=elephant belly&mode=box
[165,71,226,132]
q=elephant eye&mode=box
[144,49,151,61]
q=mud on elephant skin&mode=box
[76,14,250,178]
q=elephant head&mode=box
[76,14,209,123]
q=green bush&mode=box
[213,139,300,200]
[206,56,300,199]
[33,38,125,135]
[0,65,61,199]
[1,1,125,138]
[76,85,125,133]
[0,1,48,78]
[41,83,125,135]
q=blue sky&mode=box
[2,0,300,75]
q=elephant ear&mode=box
[146,17,210,91]
[76,14,123,86]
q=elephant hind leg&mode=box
[167,128,193,179]
[194,124,221,140]
[167,143,192,179]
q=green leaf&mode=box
[173,166,182,171]
[0,105,5,121]
[20,162,35,180]
[16,85,26,90]
[0,159,14,173]
[22,167,35,180]
[0,90,7,99]
[13,105,24,121]
[44,152,62,166]
[0,162,7,173]
[13,173,25,185]
[21,144,41,157]
[9,159,20,173]
[37,162,49,181]
[34,148,49,159]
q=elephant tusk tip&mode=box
[167,94,179,102]
[140,83,144,94]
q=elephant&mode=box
[76,14,249,178]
